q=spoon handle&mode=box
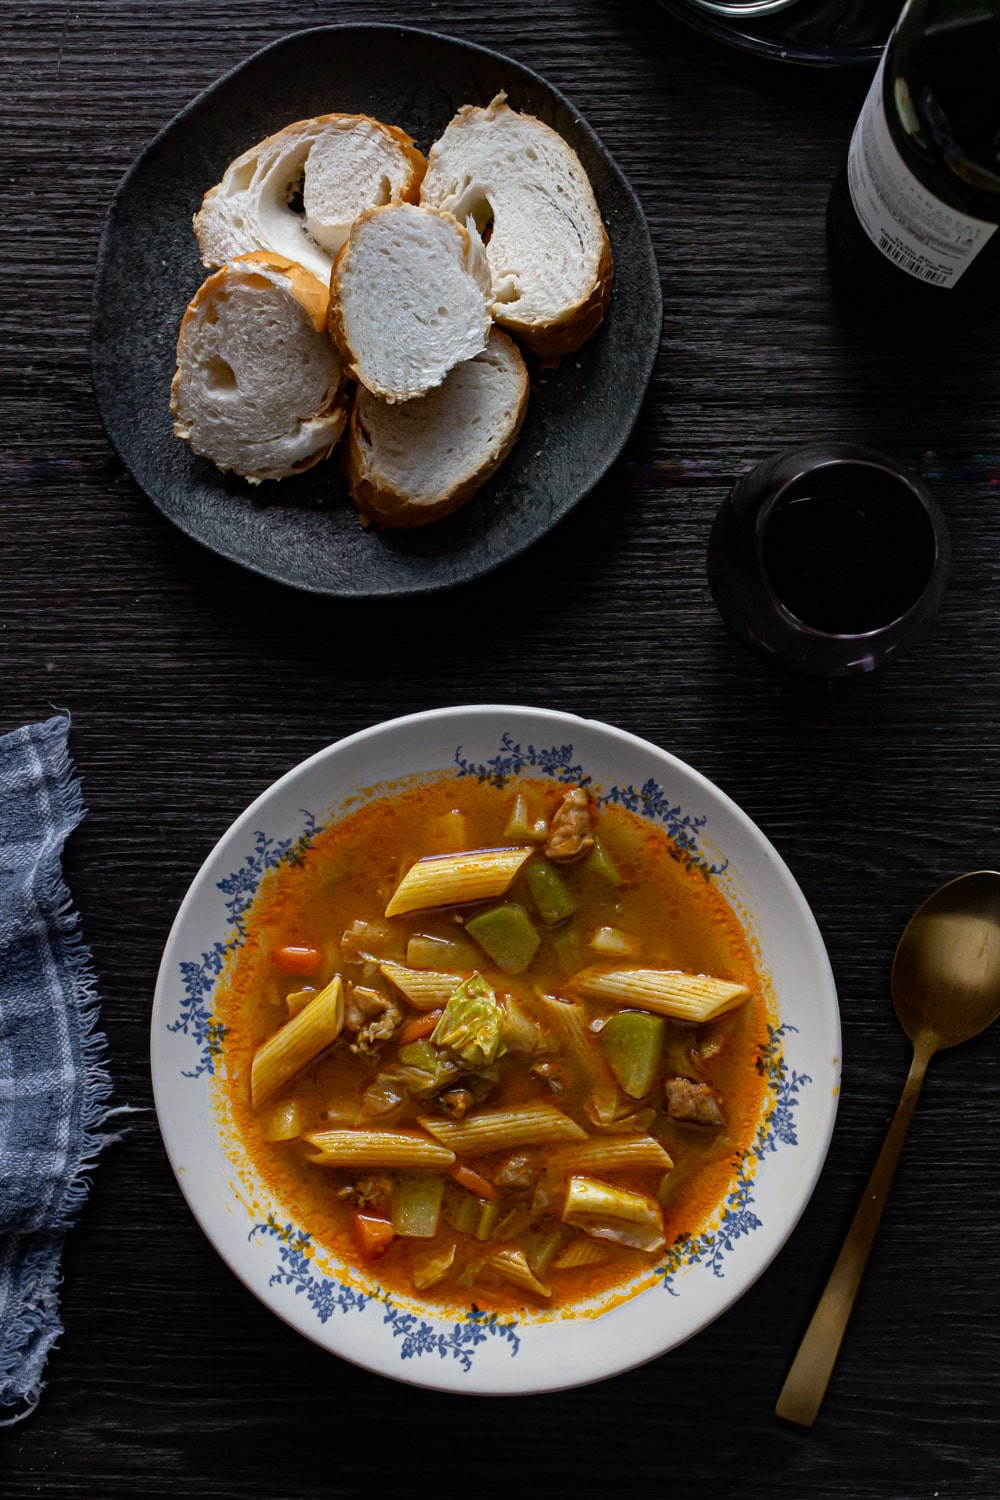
[775,1039,933,1427]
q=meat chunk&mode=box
[545,787,595,863]
[344,984,403,1056]
[435,1087,476,1120]
[339,919,393,962]
[337,1175,391,1210]
[663,1077,724,1127]
[495,1154,538,1194]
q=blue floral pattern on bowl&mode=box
[657,1022,810,1293]
[168,811,319,1078]
[168,734,814,1373]
[454,733,726,876]
[248,1218,520,1370]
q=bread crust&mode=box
[344,329,530,529]
[194,114,427,273]
[421,95,614,357]
[326,238,358,372]
[498,227,614,357]
[170,254,348,483]
[376,121,428,196]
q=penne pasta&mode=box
[481,1248,551,1298]
[385,846,533,917]
[418,1101,588,1154]
[592,1107,658,1135]
[563,1134,674,1174]
[251,975,345,1109]
[379,961,466,1010]
[536,994,606,1085]
[573,967,750,1023]
[552,1237,610,1271]
[305,1129,455,1169]
[562,1175,665,1254]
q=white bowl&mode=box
[151,705,840,1394]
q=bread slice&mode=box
[345,328,529,529]
[193,114,426,285]
[420,95,613,357]
[329,202,492,403]
[170,252,348,484]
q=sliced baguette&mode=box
[420,94,613,357]
[329,202,492,403]
[345,328,529,529]
[194,114,426,285]
[170,252,348,484]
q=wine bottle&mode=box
[827,0,1000,314]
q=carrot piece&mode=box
[397,1010,443,1047]
[353,1212,394,1261]
[451,1164,498,1203]
[270,945,324,977]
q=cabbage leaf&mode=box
[431,973,506,1066]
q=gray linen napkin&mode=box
[0,715,116,1422]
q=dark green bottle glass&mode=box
[827,0,1000,315]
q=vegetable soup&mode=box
[216,774,770,1315]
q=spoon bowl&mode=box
[892,872,1000,1050]
[776,870,1000,1427]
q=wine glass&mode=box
[681,0,800,13]
[706,443,950,678]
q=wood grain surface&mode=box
[2,1,999,1495]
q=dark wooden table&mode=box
[3,1,999,1494]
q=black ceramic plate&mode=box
[91,24,661,598]
[656,0,896,68]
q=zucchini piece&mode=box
[600,1010,665,1098]
[475,1201,501,1242]
[585,833,623,887]
[465,903,540,975]
[551,925,585,976]
[503,791,548,843]
[406,932,479,971]
[391,1173,445,1239]
[525,860,576,926]
[445,1189,480,1238]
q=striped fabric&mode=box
[0,716,114,1422]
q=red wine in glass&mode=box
[707,444,949,677]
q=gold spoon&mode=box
[775,870,1000,1427]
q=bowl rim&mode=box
[151,704,841,1393]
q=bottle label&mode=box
[848,53,996,287]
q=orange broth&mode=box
[216,774,770,1317]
